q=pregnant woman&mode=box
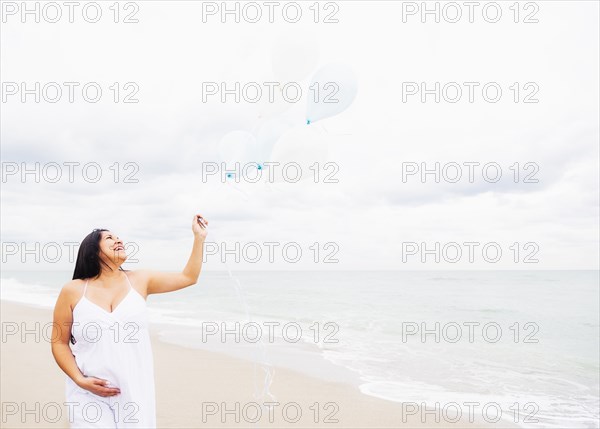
[51,214,208,428]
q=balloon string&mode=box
[225,179,251,200]
[211,231,277,427]
[225,173,274,197]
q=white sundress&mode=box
[65,272,156,428]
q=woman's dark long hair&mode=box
[72,228,124,280]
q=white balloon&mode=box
[306,63,358,124]
[271,36,320,83]
[217,131,259,180]
[256,86,294,119]
[254,118,292,167]
[268,125,329,183]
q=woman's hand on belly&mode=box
[77,375,121,397]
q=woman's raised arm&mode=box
[136,214,208,295]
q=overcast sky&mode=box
[1,1,598,271]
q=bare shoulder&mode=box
[56,279,85,311]
[123,270,150,297]
[61,279,85,295]
[124,269,150,284]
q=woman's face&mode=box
[98,230,127,265]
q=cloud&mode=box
[1,1,598,270]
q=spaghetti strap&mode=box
[82,279,89,298]
[123,271,133,290]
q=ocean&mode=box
[1,270,598,428]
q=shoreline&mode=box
[1,299,515,428]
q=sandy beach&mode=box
[0,300,514,428]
